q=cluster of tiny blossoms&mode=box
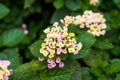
[90,0,99,6]
[0,60,12,80]
[61,10,107,36]
[40,22,82,69]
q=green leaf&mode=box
[77,31,96,48]
[98,75,108,80]
[90,66,102,77]
[12,63,35,80]
[26,76,40,80]
[0,28,25,47]
[69,46,91,59]
[65,60,81,80]
[113,0,120,8]
[81,67,92,80]
[0,3,10,19]
[30,60,47,71]
[50,8,70,24]
[40,68,72,80]
[100,61,110,74]
[68,24,81,34]
[53,0,64,9]
[29,40,44,57]
[109,59,120,74]
[93,37,114,50]
[59,53,68,61]
[24,0,35,8]
[105,29,120,43]
[83,49,103,67]
[0,49,21,69]
[115,73,120,80]
[111,45,120,57]
[65,0,81,11]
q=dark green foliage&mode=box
[0,0,120,80]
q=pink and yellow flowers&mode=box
[0,60,12,80]
[39,22,82,69]
[61,10,107,36]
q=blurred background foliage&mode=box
[0,0,120,80]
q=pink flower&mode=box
[51,62,56,68]
[78,42,82,47]
[2,76,8,80]
[56,57,61,63]
[80,24,85,28]
[74,50,78,54]
[44,38,48,42]
[38,57,44,62]
[101,30,106,35]
[47,59,54,63]
[86,23,90,28]
[48,62,56,69]
[24,29,29,35]
[0,60,10,66]
[57,35,63,42]
[57,48,62,54]
[48,64,53,69]
[22,24,27,29]
[10,69,13,75]
[62,49,67,54]
[57,37,62,42]
[63,26,68,30]
[59,62,64,68]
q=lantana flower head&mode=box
[90,0,99,6]
[60,16,75,26]
[40,22,82,69]
[0,60,13,80]
[61,10,107,36]
[78,10,107,36]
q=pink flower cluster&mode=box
[21,23,29,35]
[39,22,82,69]
[61,10,107,36]
[0,60,13,80]
[76,10,106,36]
[47,57,64,69]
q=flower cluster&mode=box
[61,10,107,36]
[60,16,75,26]
[75,10,106,36]
[90,0,99,6]
[0,60,13,80]
[21,23,29,35]
[39,22,82,69]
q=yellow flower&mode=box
[68,47,75,53]
[47,34,51,38]
[58,42,64,48]
[2,65,7,70]
[5,70,10,76]
[44,28,50,34]
[0,64,2,67]
[0,75,3,79]
[52,33,57,38]
[48,54,55,58]
[63,29,67,33]
[40,48,44,53]
[0,70,4,75]
[101,24,107,29]
[77,45,81,50]
[49,49,55,55]
[63,32,68,37]
[41,43,46,48]
[69,33,75,37]
[42,50,49,57]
